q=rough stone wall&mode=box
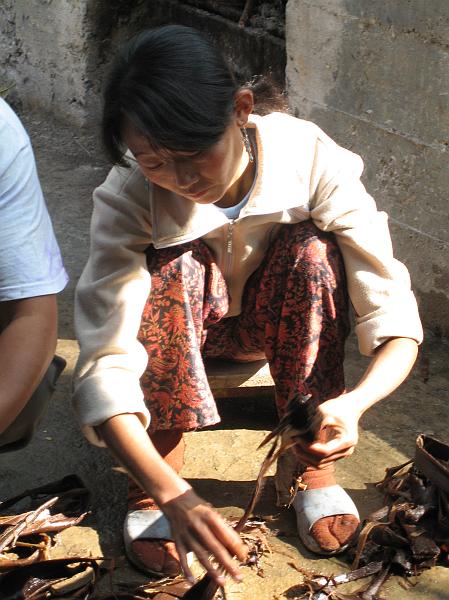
[286,0,449,335]
[1,0,285,125]
[0,0,97,124]
[86,0,285,113]
[0,1,20,101]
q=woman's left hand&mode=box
[293,338,419,469]
[292,394,361,468]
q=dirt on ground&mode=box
[0,107,448,599]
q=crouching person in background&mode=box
[0,97,68,453]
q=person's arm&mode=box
[97,414,247,585]
[293,336,418,467]
[0,294,57,434]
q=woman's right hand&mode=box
[96,413,246,584]
[161,488,247,585]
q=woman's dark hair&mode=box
[102,25,238,165]
[102,24,288,166]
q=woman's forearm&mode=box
[96,413,191,506]
[344,336,418,416]
[292,337,419,465]
[97,413,247,584]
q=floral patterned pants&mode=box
[138,221,350,433]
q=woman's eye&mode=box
[193,149,209,160]
[177,150,205,161]
[141,161,165,171]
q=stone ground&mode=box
[1,109,448,598]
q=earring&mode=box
[240,127,254,163]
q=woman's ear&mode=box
[234,88,254,126]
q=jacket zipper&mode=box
[224,219,235,278]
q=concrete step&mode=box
[205,358,275,397]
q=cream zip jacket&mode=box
[74,113,423,446]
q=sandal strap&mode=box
[292,484,359,531]
[123,509,173,549]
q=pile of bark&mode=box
[5,432,446,599]
[352,434,448,571]
[0,473,272,600]
[285,434,449,599]
[0,475,101,599]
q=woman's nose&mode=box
[173,161,199,189]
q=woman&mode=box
[73,25,422,585]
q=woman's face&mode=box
[122,111,251,208]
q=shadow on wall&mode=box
[85,0,286,127]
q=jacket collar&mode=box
[149,113,305,248]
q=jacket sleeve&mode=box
[308,133,423,356]
[73,166,153,446]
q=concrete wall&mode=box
[286,0,449,335]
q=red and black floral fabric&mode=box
[138,221,350,433]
